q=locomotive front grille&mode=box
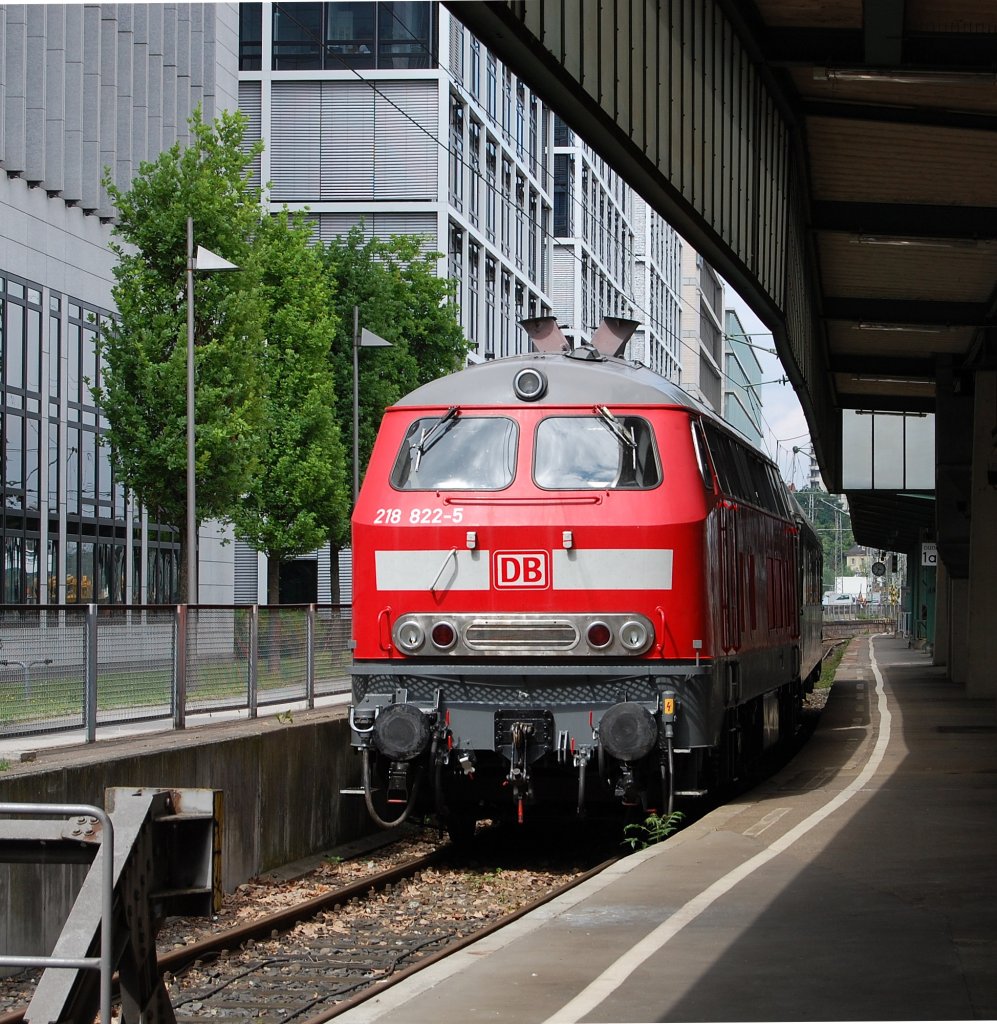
[465,619,578,651]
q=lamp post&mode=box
[351,305,392,503]
[186,217,239,604]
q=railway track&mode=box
[0,688,832,1023]
[0,827,617,1024]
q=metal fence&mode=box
[820,601,902,621]
[0,604,353,741]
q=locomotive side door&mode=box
[718,500,741,653]
[697,421,741,654]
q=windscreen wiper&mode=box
[413,406,460,471]
[596,405,637,471]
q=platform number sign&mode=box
[921,542,938,567]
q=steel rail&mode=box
[304,854,622,1024]
[0,848,448,1024]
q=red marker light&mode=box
[431,621,457,650]
[587,621,612,648]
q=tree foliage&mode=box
[98,117,469,604]
[231,210,350,604]
[796,489,856,587]
[323,227,470,544]
[96,108,267,600]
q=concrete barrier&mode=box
[0,708,372,958]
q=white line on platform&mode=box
[542,634,893,1024]
[742,806,792,836]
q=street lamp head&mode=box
[193,246,240,272]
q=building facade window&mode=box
[449,96,464,211]
[449,223,464,286]
[268,2,437,72]
[273,1,325,69]
[239,3,263,70]
[515,82,526,159]
[468,118,481,227]
[485,255,496,357]
[554,154,573,236]
[486,53,497,122]
[377,1,435,68]
[1,277,44,603]
[0,270,178,605]
[501,158,512,255]
[467,241,480,347]
[485,140,497,242]
[469,37,480,98]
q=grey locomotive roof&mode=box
[394,349,709,412]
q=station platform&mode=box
[338,635,997,1023]
[0,692,351,763]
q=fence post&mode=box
[174,604,187,730]
[306,604,316,709]
[84,604,98,743]
[248,604,259,719]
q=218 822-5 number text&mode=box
[374,507,464,525]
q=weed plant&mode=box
[622,810,685,850]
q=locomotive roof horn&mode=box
[520,316,570,353]
[590,317,641,359]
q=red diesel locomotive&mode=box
[348,318,822,836]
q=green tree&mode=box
[96,108,267,601]
[796,489,856,588]
[231,210,350,605]
[323,228,469,530]
[321,227,469,602]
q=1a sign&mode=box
[921,542,937,567]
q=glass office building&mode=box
[237,2,553,363]
[0,3,240,605]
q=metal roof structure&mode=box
[748,0,996,552]
[449,0,997,555]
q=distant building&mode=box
[846,545,871,575]
[235,1,555,600]
[549,117,633,349]
[723,309,764,449]
[808,452,824,490]
[679,248,724,411]
[237,1,553,362]
[632,197,683,381]
[548,116,681,376]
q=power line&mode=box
[266,3,803,469]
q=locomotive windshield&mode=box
[534,414,661,489]
[391,415,518,490]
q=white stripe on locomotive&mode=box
[374,548,674,591]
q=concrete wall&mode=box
[0,709,371,957]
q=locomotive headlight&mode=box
[619,619,651,653]
[431,620,458,650]
[513,367,547,401]
[395,620,425,653]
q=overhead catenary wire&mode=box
[268,3,808,480]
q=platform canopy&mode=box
[450,0,997,552]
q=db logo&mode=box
[494,551,549,589]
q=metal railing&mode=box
[820,601,902,621]
[0,604,352,741]
[0,801,114,1022]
